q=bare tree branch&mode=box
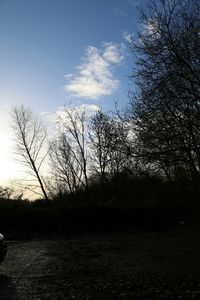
[12,106,50,201]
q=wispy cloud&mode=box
[128,0,139,8]
[41,104,100,133]
[64,43,124,100]
[56,104,100,133]
[113,7,127,16]
[56,104,100,119]
[123,31,134,44]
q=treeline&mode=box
[1,0,200,234]
[0,174,197,234]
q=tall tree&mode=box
[50,133,82,194]
[128,0,200,183]
[12,106,49,201]
[90,111,112,182]
[90,111,134,180]
[57,106,90,202]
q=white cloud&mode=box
[64,43,123,100]
[56,104,100,133]
[102,42,123,63]
[56,104,100,121]
[77,104,100,116]
[41,104,100,134]
[123,31,134,44]
[64,73,73,79]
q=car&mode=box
[0,233,7,263]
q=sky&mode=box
[0,0,147,186]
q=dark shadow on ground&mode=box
[0,274,17,300]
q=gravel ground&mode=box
[1,226,200,299]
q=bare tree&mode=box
[90,111,135,180]
[56,106,90,202]
[128,0,200,184]
[12,106,50,201]
[89,111,112,182]
[50,133,82,194]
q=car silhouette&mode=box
[0,233,7,263]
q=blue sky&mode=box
[0,0,146,184]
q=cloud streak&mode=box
[64,43,123,100]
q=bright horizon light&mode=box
[0,131,21,184]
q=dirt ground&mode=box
[1,225,200,299]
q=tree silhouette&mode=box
[12,106,49,201]
[55,106,90,203]
[128,0,200,185]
